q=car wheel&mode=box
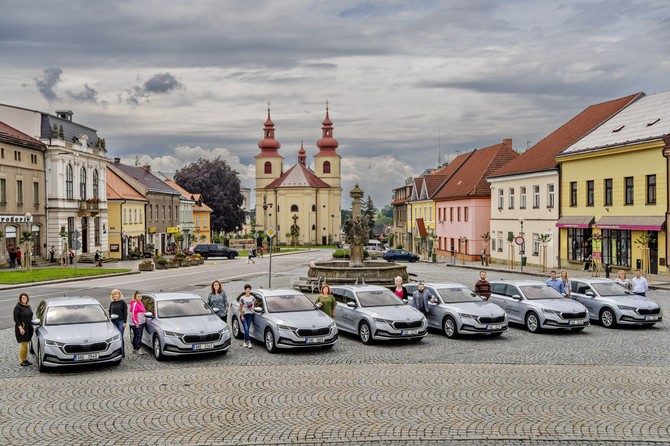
[228,253,235,260]
[201,253,209,260]
[359,321,373,344]
[112,358,122,366]
[572,327,585,332]
[264,329,277,353]
[231,317,243,339]
[525,312,541,333]
[443,316,458,339]
[37,344,47,373]
[600,308,617,328]
[153,336,165,361]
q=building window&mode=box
[520,187,526,209]
[567,228,591,262]
[291,204,299,212]
[457,207,461,222]
[464,207,469,222]
[203,217,207,228]
[602,229,631,267]
[79,167,87,200]
[323,161,331,174]
[196,216,200,227]
[16,180,23,204]
[168,206,171,220]
[31,154,38,164]
[498,189,504,209]
[428,206,432,221]
[450,207,453,222]
[491,236,496,252]
[532,233,539,256]
[14,150,21,162]
[134,209,138,224]
[123,208,127,224]
[547,184,555,208]
[67,217,75,248]
[625,177,634,205]
[155,205,158,221]
[148,205,152,221]
[94,217,100,246]
[586,180,594,207]
[66,164,74,199]
[92,169,99,199]
[33,182,39,205]
[570,182,577,207]
[647,175,656,204]
[604,178,613,206]
[0,147,4,158]
[162,206,166,221]
[508,188,515,209]
[0,178,6,204]
[533,185,540,208]
[264,161,272,174]
[497,232,503,252]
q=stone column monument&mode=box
[348,184,365,267]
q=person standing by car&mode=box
[615,270,632,290]
[14,293,33,367]
[631,269,649,296]
[239,284,256,348]
[315,284,336,318]
[545,271,565,294]
[560,270,572,299]
[412,281,436,315]
[16,247,22,267]
[208,280,228,323]
[391,276,409,301]
[128,291,147,355]
[474,271,491,300]
[109,289,128,355]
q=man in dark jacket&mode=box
[475,270,491,300]
[412,281,436,315]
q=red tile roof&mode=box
[415,218,427,237]
[391,198,407,205]
[489,93,643,178]
[0,121,45,150]
[164,180,213,212]
[106,168,146,201]
[434,140,518,200]
[266,162,331,189]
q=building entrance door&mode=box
[81,217,88,253]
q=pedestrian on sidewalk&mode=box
[128,291,147,355]
[16,247,22,267]
[475,271,491,300]
[207,280,228,323]
[14,293,33,367]
[239,284,255,348]
[247,248,255,264]
[8,248,16,268]
[560,271,572,299]
[109,289,128,356]
[49,246,55,263]
[631,270,649,297]
[615,270,632,291]
[391,276,409,301]
[258,246,264,258]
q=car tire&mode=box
[153,335,165,361]
[525,312,541,333]
[228,253,235,260]
[443,316,459,339]
[359,321,373,344]
[231,317,243,340]
[36,344,47,373]
[600,308,617,328]
[201,253,209,260]
[264,329,277,353]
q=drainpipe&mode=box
[662,136,670,270]
[556,166,562,269]
[120,199,126,259]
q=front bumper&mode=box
[542,316,590,329]
[42,342,123,368]
[372,321,428,340]
[618,310,662,325]
[459,321,508,334]
[163,336,232,356]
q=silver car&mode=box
[31,296,123,372]
[405,282,508,338]
[489,280,590,333]
[141,292,231,360]
[570,278,663,328]
[331,285,427,344]
[230,289,338,353]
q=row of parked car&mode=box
[29,277,663,372]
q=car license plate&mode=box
[402,329,418,336]
[569,320,584,325]
[74,353,99,361]
[646,315,659,321]
[306,337,325,344]
[192,343,214,350]
[487,324,502,330]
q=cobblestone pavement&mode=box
[1,267,669,445]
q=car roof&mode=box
[249,288,305,297]
[331,284,390,292]
[571,278,615,283]
[144,292,203,301]
[490,280,547,286]
[43,296,100,306]
[406,282,469,288]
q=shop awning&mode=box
[556,216,594,228]
[595,216,665,231]
[415,218,428,237]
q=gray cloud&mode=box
[34,67,62,102]
[68,83,99,103]
[143,72,183,94]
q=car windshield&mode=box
[436,287,481,303]
[357,289,404,307]
[265,294,315,313]
[592,282,635,296]
[519,285,564,300]
[157,299,212,318]
[45,304,108,325]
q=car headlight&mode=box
[617,305,636,311]
[329,321,337,329]
[163,331,184,337]
[373,317,393,324]
[106,334,121,343]
[219,325,230,333]
[458,313,478,319]
[277,324,297,332]
[542,309,561,315]
[44,339,65,347]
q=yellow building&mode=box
[106,168,147,259]
[405,168,448,257]
[556,91,669,274]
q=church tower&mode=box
[314,105,341,189]
[255,107,283,230]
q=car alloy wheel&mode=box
[153,336,165,361]
[600,308,616,328]
[228,253,235,259]
[359,321,372,344]
[231,317,243,339]
[443,316,458,338]
[264,329,276,353]
[525,312,540,333]
[37,343,46,373]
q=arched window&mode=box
[80,167,87,200]
[66,164,74,199]
[323,161,331,174]
[92,169,99,199]
[311,204,316,212]
[264,161,272,174]
[290,204,299,212]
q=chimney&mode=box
[143,164,151,173]
[55,110,74,121]
[503,138,512,148]
[114,157,120,164]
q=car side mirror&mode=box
[346,301,357,308]
[144,312,154,318]
[511,294,522,300]
[585,291,595,297]
[402,298,408,304]
[31,318,41,326]
[253,307,263,313]
[212,307,220,313]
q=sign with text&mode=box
[0,215,32,223]
[167,227,179,234]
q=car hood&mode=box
[160,314,226,333]
[530,298,587,312]
[266,310,333,328]
[42,322,118,342]
[594,294,661,309]
[440,301,506,317]
[363,305,424,321]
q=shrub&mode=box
[155,257,168,266]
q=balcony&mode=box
[78,199,100,216]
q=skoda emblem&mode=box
[83,339,88,343]
[312,324,316,328]
[200,330,204,334]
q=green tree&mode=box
[362,195,376,239]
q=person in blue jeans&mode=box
[239,284,256,349]
[108,289,128,356]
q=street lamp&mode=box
[24,212,32,271]
[519,217,525,271]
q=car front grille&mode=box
[561,312,587,319]
[296,327,330,337]
[638,308,661,315]
[479,315,505,324]
[64,342,108,353]
[183,333,221,343]
[393,320,423,329]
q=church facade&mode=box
[255,108,341,246]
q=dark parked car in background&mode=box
[383,249,419,263]
[193,244,239,260]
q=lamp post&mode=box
[24,212,32,271]
[519,217,525,271]
[331,214,335,245]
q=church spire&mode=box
[257,103,281,153]
[298,140,306,165]
[316,103,338,155]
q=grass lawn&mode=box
[0,268,131,284]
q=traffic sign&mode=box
[266,226,276,238]
[73,230,81,240]
[74,240,82,250]
[515,236,525,246]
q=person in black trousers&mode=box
[14,293,33,367]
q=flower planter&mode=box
[179,260,190,267]
[155,263,168,270]
[167,262,179,268]
[138,264,154,272]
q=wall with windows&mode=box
[434,197,490,261]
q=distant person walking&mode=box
[94,250,103,267]
[258,247,264,258]
[631,270,649,296]
[14,293,33,367]
[109,289,128,356]
[315,284,336,318]
[474,271,491,300]
[546,270,565,294]
[239,284,255,348]
[560,270,572,299]
[8,248,16,268]
[49,245,55,263]
[207,280,228,323]
[16,247,22,267]
[247,248,255,264]
[128,291,147,355]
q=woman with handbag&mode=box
[129,291,147,355]
[14,293,34,367]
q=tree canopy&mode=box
[362,195,377,239]
[174,157,246,232]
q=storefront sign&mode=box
[110,244,120,252]
[167,227,179,234]
[0,215,32,223]
[148,227,157,234]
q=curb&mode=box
[0,270,141,291]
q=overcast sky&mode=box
[2,0,669,208]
